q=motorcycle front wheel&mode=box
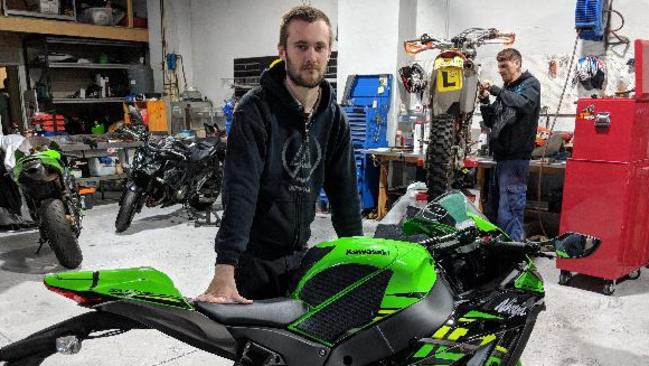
[40,198,83,269]
[115,189,143,233]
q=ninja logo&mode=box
[346,249,390,256]
[494,298,529,318]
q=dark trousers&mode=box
[235,249,305,300]
[485,160,529,241]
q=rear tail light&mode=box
[46,285,107,307]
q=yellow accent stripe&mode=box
[496,346,509,354]
[432,326,451,339]
[448,328,468,341]
[458,318,476,323]
[480,334,497,346]
[372,316,383,322]
[378,309,397,315]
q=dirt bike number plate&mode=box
[436,68,463,93]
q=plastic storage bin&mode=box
[79,7,112,25]
[88,156,118,177]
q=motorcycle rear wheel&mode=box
[425,115,455,201]
[40,198,83,269]
[115,190,142,233]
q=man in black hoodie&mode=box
[479,48,540,241]
[198,6,362,304]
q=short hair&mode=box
[497,48,522,65]
[279,5,333,48]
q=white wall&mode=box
[416,0,649,131]
[188,0,338,106]
[149,0,649,132]
[147,0,194,94]
[336,0,400,95]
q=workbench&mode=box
[365,147,567,220]
[51,135,143,199]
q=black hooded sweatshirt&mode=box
[480,71,540,161]
[215,61,363,265]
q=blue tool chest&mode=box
[320,74,392,211]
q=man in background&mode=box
[479,48,540,241]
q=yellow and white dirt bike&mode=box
[400,28,515,200]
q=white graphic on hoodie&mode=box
[282,133,322,193]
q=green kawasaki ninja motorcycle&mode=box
[12,140,83,269]
[0,191,598,365]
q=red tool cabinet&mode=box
[557,40,649,294]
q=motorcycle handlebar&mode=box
[403,29,515,56]
[489,239,540,254]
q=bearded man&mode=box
[198,5,362,303]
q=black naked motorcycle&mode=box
[114,124,225,232]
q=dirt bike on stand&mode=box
[400,28,515,199]
[0,191,600,366]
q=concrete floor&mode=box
[1,197,648,366]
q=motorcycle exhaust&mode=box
[55,335,82,355]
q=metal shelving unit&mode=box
[23,36,148,109]
[51,97,124,104]
[2,0,76,21]
[47,62,135,70]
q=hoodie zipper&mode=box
[293,113,315,247]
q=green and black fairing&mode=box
[4,191,603,366]
[287,236,438,345]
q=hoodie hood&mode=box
[506,71,533,88]
[259,60,334,117]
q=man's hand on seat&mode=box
[196,264,253,304]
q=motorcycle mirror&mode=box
[552,232,601,259]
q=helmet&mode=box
[398,63,428,97]
[573,56,607,91]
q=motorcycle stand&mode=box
[35,229,48,255]
[188,205,222,227]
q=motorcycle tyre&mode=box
[115,190,142,233]
[40,198,83,269]
[425,116,455,201]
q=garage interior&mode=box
[1,1,649,365]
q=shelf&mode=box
[4,9,76,21]
[52,97,124,104]
[34,62,137,70]
[59,140,143,152]
[0,16,148,43]
[77,173,127,185]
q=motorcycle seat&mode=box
[195,297,309,327]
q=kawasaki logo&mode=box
[346,249,390,256]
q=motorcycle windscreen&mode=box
[403,191,501,237]
[435,191,501,233]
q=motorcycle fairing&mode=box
[288,237,437,345]
[44,267,193,310]
[13,149,64,181]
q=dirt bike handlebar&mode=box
[403,29,515,56]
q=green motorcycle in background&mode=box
[0,192,599,365]
[12,140,83,269]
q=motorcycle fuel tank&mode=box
[288,236,436,345]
